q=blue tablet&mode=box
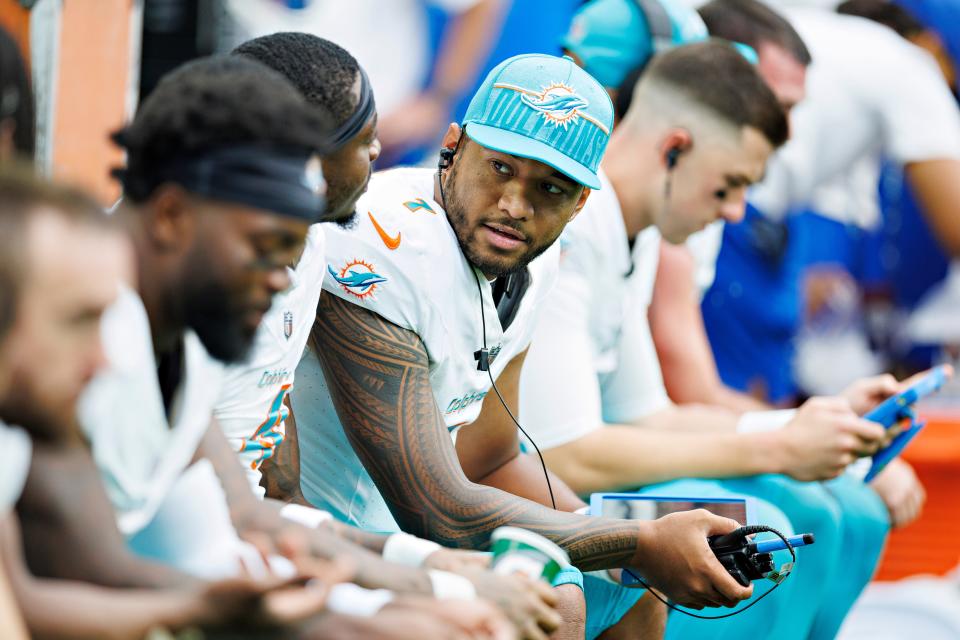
[588,493,755,525]
[864,366,948,482]
[864,366,948,430]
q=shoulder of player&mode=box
[355,167,449,231]
[323,169,460,306]
[556,184,622,274]
[330,169,459,270]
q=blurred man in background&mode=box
[221,0,506,165]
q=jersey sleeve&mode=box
[321,177,449,361]
[322,227,422,331]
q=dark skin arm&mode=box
[261,396,310,506]
[0,514,213,640]
[3,509,374,640]
[196,419,434,595]
[16,443,194,589]
[649,242,770,412]
[455,350,586,512]
[310,294,752,609]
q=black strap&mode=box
[492,268,531,331]
[329,68,376,151]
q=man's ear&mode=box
[569,187,592,222]
[440,123,463,154]
[658,129,693,169]
[144,183,196,253]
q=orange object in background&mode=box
[0,0,29,58]
[874,410,960,581]
[51,0,139,205]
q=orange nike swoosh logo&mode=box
[368,211,401,250]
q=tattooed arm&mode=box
[311,294,752,609]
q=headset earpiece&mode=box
[438,147,455,170]
[666,146,681,170]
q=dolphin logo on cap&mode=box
[495,82,608,134]
[521,89,589,122]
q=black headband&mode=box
[329,67,376,150]
[151,145,325,222]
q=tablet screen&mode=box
[590,494,751,524]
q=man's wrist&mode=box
[628,520,655,573]
[755,429,793,475]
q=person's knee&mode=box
[751,475,844,535]
[551,583,586,640]
[828,478,890,553]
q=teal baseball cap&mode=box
[563,0,708,89]
[462,53,613,190]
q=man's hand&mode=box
[423,548,491,573]
[385,596,515,640]
[776,397,887,481]
[870,458,926,529]
[457,568,562,640]
[841,374,900,416]
[631,510,753,610]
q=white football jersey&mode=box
[520,169,669,449]
[216,224,326,496]
[291,167,560,532]
[79,285,226,536]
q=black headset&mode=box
[666,145,681,170]
[438,147,455,170]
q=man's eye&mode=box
[491,160,511,175]
[714,189,728,200]
[543,182,564,195]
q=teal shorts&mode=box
[553,566,646,639]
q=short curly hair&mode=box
[232,32,361,125]
[113,55,333,202]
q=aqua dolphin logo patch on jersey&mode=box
[495,82,605,133]
[404,198,436,214]
[328,260,387,299]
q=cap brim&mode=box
[465,122,602,190]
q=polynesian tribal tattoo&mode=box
[310,293,643,571]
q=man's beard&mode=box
[443,165,557,278]
[0,374,78,443]
[334,210,359,230]
[325,170,370,229]
[183,281,257,365]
